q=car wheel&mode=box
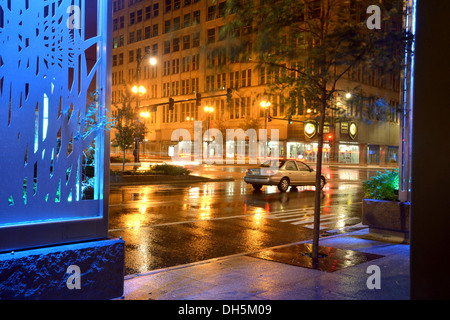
[278,177,290,192]
[252,184,263,191]
[320,176,326,190]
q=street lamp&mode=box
[132,85,146,95]
[132,54,157,163]
[204,106,214,158]
[140,111,150,118]
[260,100,271,160]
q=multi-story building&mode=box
[111,0,401,165]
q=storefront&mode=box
[368,144,381,164]
[287,142,331,163]
[338,143,360,164]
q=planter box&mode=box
[362,199,411,243]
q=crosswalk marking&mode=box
[264,202,362,230]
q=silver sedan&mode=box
[244,159,326,192]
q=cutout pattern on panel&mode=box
[0,0,108,226]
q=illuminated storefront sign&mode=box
[304,122,317,138]
[349,122,357,140]
[0,0,111,252]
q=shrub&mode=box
[149,164,191,176]
[110,155,132,163]
[362,169,399,201]
[110,164,191,176]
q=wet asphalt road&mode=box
[108,165,381,276]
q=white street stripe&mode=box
[265,202,362,230]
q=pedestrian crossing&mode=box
[265,202,362,230]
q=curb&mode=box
[110,175,234,186]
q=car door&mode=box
[283,160,300,185]
[296,161,316,185]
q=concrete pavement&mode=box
[117,228,410,300]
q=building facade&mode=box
[111,0,401,165]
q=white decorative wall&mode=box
[0,0,110,233]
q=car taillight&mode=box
[265,170,274,175]
[245,169,249,174]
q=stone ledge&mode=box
[0,238,124,300]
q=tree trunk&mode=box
[312,89,327,260]
[122,150,126,173]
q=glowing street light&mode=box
[132,85,146,95]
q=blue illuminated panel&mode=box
[0,0,111,251]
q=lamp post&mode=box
[204,106,214,158]
[133,54,157,163]
[260,100,271,160]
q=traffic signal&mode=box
[288,116,292,124]
[268,113,272,122]
[196,93,202,107]
[226,88,232,104]
[169,97,174,111]
[327,134,333,141]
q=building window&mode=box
[144,26,151,39]
[193,10,200,24]
[182,56,190,72]
[153,3,159,17]
[164,41,170,54]
[241,69,251,87]
[129,50,134,63]
[145,6,151,19]
[173,17,180,31]
[164,61,171,76]
[136,29,142,42]
[172,59,180,74]
[173,38,180,52]
[192,78,199,93]
[165,0,172,13]
[206,75,215,92]
[192,54,199,70]
[207,28,215,43]
[183,13,191,28]
[164,20,171,33]
[218,2,226,18]
[128,31,135,44]
[174,0,181,10]
[153,24,159,37]
[137,9,142,23]
[152,44,158,56]
[129,12,135,25]
[183,35,190,50]
[207,5,216,21]
[192,32,200,47]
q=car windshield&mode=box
[260,160,284,168]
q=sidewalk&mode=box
[118,229,410,300]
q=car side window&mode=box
[296,161,311,172]
[284,161,298,171]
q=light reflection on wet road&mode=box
[108,165,381,275]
